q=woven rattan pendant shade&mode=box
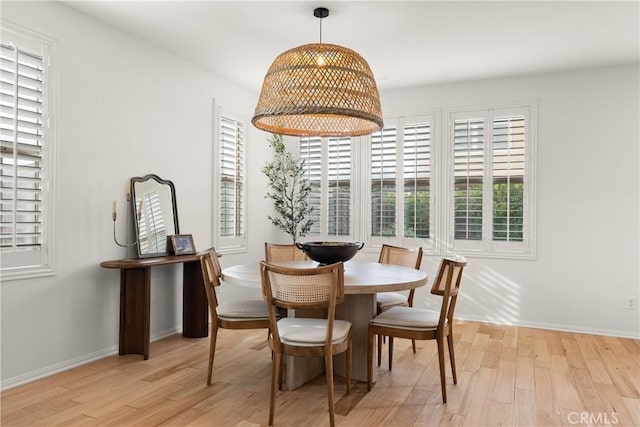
[252,42,383,137]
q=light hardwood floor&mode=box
[2,321,638,426]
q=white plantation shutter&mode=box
[371,127,396,237]
[327,137,351,236]
[0,43,44,251]
[492,115,525,242]
[453,118,485,241]
[403,123,431,239]
[300,137,321,234]
[219,115,244,238]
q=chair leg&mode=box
[377,334,383,366]
[325,353,336,427]
[346,341,352,395]
[269,351,281,426]
[278,353,284,391]
[388,336,394,371]
[367,329,374,391]
[447,333,457,384]
[437,336,447,403]
[412,339,417,354]
[207,324,218,386]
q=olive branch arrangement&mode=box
[262,134,316,243]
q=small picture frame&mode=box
[169,234,196,255]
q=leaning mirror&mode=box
[131,174,179,258]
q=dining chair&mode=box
[367,256,468,403]
[199,248,273,386]
[264,242,309,262]
[264,242,308,329]
[376,244,423,368]
[260,261,352,427]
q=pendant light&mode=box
[252,7,383,137]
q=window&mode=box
[368,114,436,251]
[215,110,246,252]
[447,103,535,258]
[300,137,321,234]
[403,124,432,239]
[327,137,351,236]
[453,118,484,241]
[492,116,526,242]
[297,102,535,259]
[0,24,55,279]
[371,126,397,238]
[300,136,355,240]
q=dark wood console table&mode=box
[100,254,208,359]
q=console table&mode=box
[100,254,208,359]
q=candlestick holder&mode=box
[112,210,138,248]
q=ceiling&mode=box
[63,1,639,92]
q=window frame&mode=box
[444,101,537,259]
[212,103,247,254]
[0,21,56,280]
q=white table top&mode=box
[221,260,428,295]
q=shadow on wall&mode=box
[416,257,522,325]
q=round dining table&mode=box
[221,260,428,387]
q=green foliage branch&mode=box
[262,134,315,243]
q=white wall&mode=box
[367,65,639,338]
[1,1,638,390]
[0,1,276,388]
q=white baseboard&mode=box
[456,315,640,340]
[0,327,181,391]
[1,346,118,391]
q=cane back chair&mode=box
[260,261,352,427]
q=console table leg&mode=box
[119,268,150,359]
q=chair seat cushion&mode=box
[278,318,352,347]
[217,300,271,319]
[376,292,409,309]
[371,306,441,330]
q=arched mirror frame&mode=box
[131,174,180,258]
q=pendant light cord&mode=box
[314,7,329,44]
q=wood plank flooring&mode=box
[2,321,638,426]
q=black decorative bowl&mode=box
[296,241,364,265]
